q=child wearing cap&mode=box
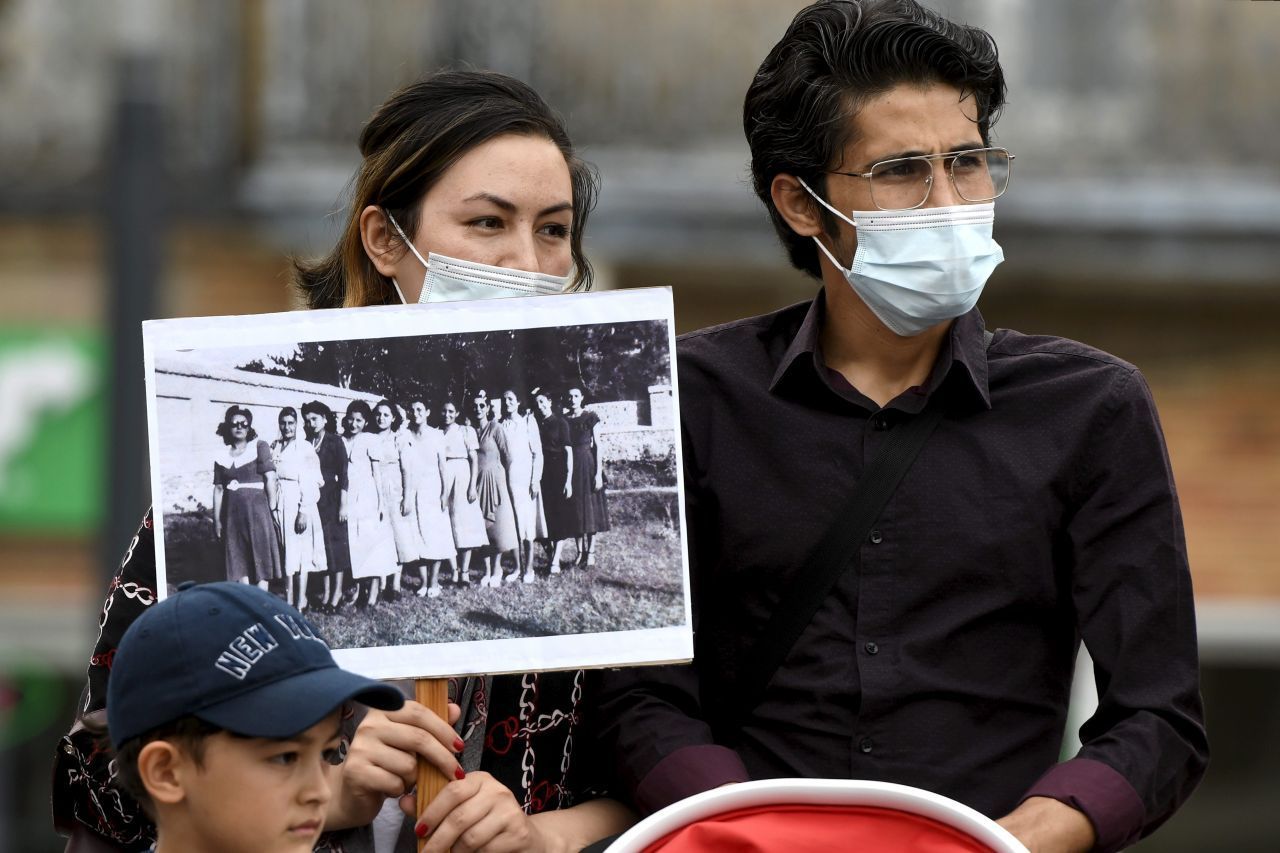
[106,581,405,853]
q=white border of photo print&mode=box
[142,287,692,679]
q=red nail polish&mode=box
[454,766,466,780]
[415,822,429,838]
[453,737,465,752]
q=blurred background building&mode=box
[2,0,1277,849]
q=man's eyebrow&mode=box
[461,193,573,218]
[866,142,989,164]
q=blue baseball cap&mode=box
[108,582,404,749]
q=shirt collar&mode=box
[769,290,992,412]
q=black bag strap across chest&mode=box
[726,328,995,727]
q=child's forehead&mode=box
[303,708,346,741]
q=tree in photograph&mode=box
[236,321,670,410]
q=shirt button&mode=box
[869,529,883,544]
[864,641,879,655]
[873,416,888,431]
[859,738,874,754]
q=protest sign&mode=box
[142,287,690,678]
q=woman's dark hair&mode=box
[403,398,432,432]
[345,400,374,435]
[500,388,527,417]
[300,400,338,434]
[469,392,493,428]
[278,406,299,423]
[215,405,257,445]
[532,387,559,418]
[294,69,600,309]
[368,399,402,434]
[744,0,1006,278]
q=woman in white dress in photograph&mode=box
[498,387,545,582]
[368,398,424,601]
[401,398,457,597]
[343,399,398,607]
[473,394,521,586]
[270,406,327,611]
[440,399,488,584]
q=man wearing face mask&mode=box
[598,3,1207,852]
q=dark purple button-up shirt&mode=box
[598,294,1207,852]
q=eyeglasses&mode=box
[230,420,249,428]
[829,146,1014,211]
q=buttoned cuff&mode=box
[634,744,750,815]
[1022,757,1145,852]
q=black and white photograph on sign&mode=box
[142,288,690,678]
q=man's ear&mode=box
[136,740,190,809]
[358,205,404,277]
[770,173,825,237]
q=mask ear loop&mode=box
[384,210,431,304]
[795,176,859,230]
[796,176,859,273]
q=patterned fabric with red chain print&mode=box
[51,510,613,853]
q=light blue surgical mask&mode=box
[798,178,1003,337]
[386,213,572,304]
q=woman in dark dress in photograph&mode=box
[534,388,575,572]
[54,70,632,853]
[301,400,352,613]
[565,386,610,567]
[211,405,283,587]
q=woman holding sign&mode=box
[56,70,633,853]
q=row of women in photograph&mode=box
[57,70,639,852]
[212,384,610,613]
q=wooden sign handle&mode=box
[415,677,450,851]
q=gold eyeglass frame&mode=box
[828,146,1015,211]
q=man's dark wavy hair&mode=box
[744,0,1006,279]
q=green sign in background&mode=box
[0,328,105,533]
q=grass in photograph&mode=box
[314,514,683,649]
[162,504,226,586]
[158,487,684,649]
